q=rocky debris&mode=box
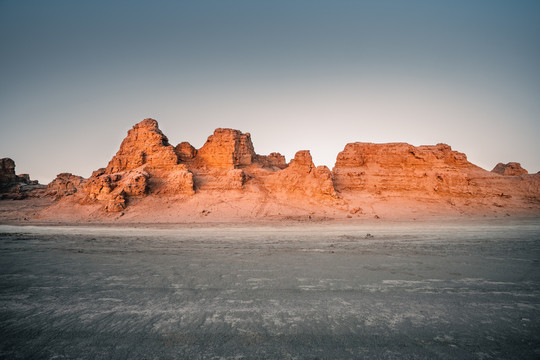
[196,128,255,169]
[491,162,528,176]
[104,194,126,212]
[349,206,363,214]
[1,158,43,199]
[47,173,86,198]
[175,142,197,162]
[105,118,178,174]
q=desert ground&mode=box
[1,219,539,359]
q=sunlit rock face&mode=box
[105,118,179,174]
[491,162,528,176]
[332,142,476,195]
[196,128,256,169]
[264,150,338,200]
[38,118,539,215]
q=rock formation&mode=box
[195,128,256,169]
[265,150,338,200]
[0,158,43,199]
[105,118,178,173]
[491,162,528,176]
[1,158,22,185]
[4,118,538,220]
[47,173,86,198]
[332,143,475,195]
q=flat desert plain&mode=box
[1,219,539,359]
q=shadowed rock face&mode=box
[15,118,537,215]
[492,162,528,176]
[0,158,43,199]
[0,158,18,184]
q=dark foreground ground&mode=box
[0,220,539,359]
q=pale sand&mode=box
[1,220,539,359]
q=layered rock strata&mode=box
[20,118,537,216]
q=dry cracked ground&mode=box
[1,220,539,359]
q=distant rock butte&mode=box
[2,118,539,218]
[491,162,528,176]
[0,158,43,199]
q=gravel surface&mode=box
[1,221,539,359]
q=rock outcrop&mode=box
[491,162,528,176]
[265,150,338,200]
[256,153,288,170]
[47,173,86,198]
[175,142,197,162]
[196,128,256,169]
[105,118,178,173]
[0,158,43,199]
[332,142,475,196]
[0,158,19,184]
[12,118,537,218]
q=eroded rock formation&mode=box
[47,173,86,198]
[9,118,537,218]
[332,143,475,195]
[491,162,528,176]
[196,128,256,169]
[0,158,43,199]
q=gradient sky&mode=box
[1,0,539,183]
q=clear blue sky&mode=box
[1,0,539,183]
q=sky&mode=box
[1,0,539,183]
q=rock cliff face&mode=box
[196,128,256,169]
[332,142,540,211]
[14,118,537,217]
[332,143,475,195]
[105,118,178,173]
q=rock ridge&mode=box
[3,118,539,219]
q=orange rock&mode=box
[47,173,86,198]
[159,165,195,195]
[255,152,288,170]
[175,142,197,162]
[196,128,255,169]
[332,142,474,194]
[265,151,338,200]
[105,118,178,173]
[491,162,528,176]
